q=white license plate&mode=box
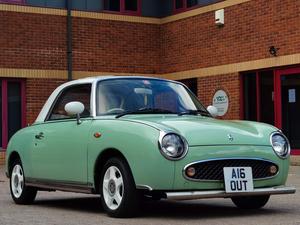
[223,167,254,193]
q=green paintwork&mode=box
[6,114,290,191]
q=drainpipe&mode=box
[67,0,73,81]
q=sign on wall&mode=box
[212,89,229,116]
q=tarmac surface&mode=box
[0,165,299,225]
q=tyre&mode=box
[231,195,270,209]
[100,157,140,218]
[10,159,37,204]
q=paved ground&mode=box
[0,166,299,225]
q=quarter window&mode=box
[48,84,91,121]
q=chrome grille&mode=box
[184,159,278,181]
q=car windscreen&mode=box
[96,78,207,116]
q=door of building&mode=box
[275,68,300,154]
[242,67,300,155]
[0,79,26,149]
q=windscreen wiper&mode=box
[178,109,211,117]
[116,108,175,118]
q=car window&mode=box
[96,79,207,116]
[48,84,91,121]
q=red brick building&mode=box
[0,0,300,163]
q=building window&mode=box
[174,0,223,13]
[0,0,24,4]
[104,0,120,12]
[174,0,198,12]
[186,0,198,8]
[104,0,141,15]
[175,0,184,9]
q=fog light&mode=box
[186,167,196,177]
[270,165,278,175]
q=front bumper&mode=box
[165,186,296,200]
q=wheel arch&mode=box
[7,151,21,177]
[93,148,134,194]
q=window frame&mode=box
[103,0,142,16]
[173,0,223,14]
[45,83,92,122]
[0,0,25,5]
[173,0,198,14]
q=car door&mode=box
[30,84,92,184]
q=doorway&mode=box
[242,67,300,155]
[0,79,26,149]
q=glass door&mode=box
[275,68,300,155]
[242,70,275,125]
[243,68,300,155]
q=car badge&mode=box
[228,134,234,141]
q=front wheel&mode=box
[10,160,37,204]
[231,195,270,209]
[100,157,140,218]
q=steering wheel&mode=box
[106,108,125,114]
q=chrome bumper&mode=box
[166,186,296,200]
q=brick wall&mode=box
[1,0,300,123]
[160,0,300,73]
[26,78,66,124]
[197,73,240,120]
[72,18,160,74]
[1,0,299,75]
[0,12,67,70]
[0,11,160,74]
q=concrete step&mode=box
[0,151,4,165]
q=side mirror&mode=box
[207,105,218,118]
[64,101,85,124]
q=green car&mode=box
[5,76,295,217]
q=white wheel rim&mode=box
[11,164,24,198]
[102,166,124,210]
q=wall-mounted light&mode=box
[269,46,280,57]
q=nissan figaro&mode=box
[5,76,295,217]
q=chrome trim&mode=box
[165,186,296,200]
[158,131,189,161]
[136,184,153,191]
[91,79,97,118]
[270,131,291,159]
[26,178,93,194]
[182,157,279,182]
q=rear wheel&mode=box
[231,195,270,209]
[10,159,37,204]
[100,157,140,217]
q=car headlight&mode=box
[270,131,290,159]
[158,132,188,160]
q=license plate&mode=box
[223,167,254,193]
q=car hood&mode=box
[121,115,277,146]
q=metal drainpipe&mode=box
[67,0,73,81]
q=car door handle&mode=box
[35,132,44,140]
